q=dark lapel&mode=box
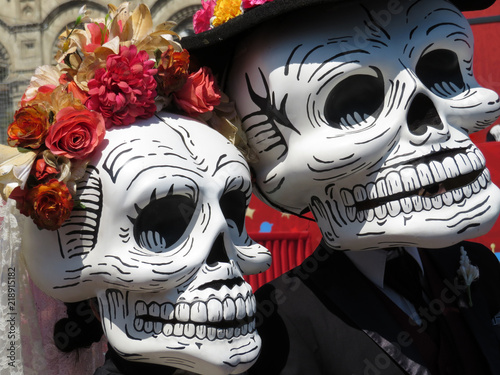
[423,242,500,375]
[307,244,432,375]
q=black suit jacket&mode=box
[249,241,500,375]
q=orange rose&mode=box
[7,104,51,149]
[157,46,190,96]
[173,67,221,116]
[45,107,105,159]
[26,179,74,230]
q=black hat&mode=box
[182,0,495,53]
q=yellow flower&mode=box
[213,0,243,27]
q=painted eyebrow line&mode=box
[309,49,370,82]
[315,64,383,97]
[211,156,250,178]
[223,175,252,198]
[297,44,324,80]
[426,21,466,36]
[126,165,203,191]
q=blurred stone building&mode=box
[0,0,200,143]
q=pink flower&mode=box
[84,22,109,53]
[86,45,158,127]
[173,67,221,116]
[45,107,105,159]
[193,0,216,34]
[242,0,273,8]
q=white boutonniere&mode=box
[457,247,480,307]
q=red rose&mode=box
[173,67,221,116]
[27,180,74,230]
[7,104,51,149]
[86,45,158,127]
[156,46,190,96]
[45,107,105,159]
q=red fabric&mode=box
[244,231,315,291]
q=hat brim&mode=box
[182,0,495,52]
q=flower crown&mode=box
[0,2,248,231]
[193,0,273,33]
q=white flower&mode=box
[78,5,87,16]
[75,5,90,25]
[457,246,479,306]
[458,247,480,285]
[0,145,37,200]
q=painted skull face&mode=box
[227,0,500,251]
[21,114,271,375]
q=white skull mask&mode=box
[227,0,500,251]
[21,113,271,374]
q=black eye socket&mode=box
[132,195,196,252]
[220,190,247,235]
[416,49,465,96]
[324,68,385,130]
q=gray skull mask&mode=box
[21,114,271,374]
[227,0,500,251]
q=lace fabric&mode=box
[0,199,107,375]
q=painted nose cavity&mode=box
[206,233,231,267]
[407,94,444,136]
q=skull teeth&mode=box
[340,149,490,222]
[133,294,257,340]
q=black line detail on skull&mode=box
[202,203,211,234]
[212,153,250,178]
[157,116,216,177]
[263,176,285,194]
[398,59,418,111]
[102,142,143,184]
[243,68,297,159]
[54,264,91,290]
[104,255,139,269]
[308,51,368,85]
[360,4,391,41]
[297,44,324,80]
[426,194,491,227]
[127,166,202,192]
[57,166,102,262]
[284,44,302,76]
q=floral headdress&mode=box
[190,0,493,35]
[0,2,249,231]
[193,0,273,34]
